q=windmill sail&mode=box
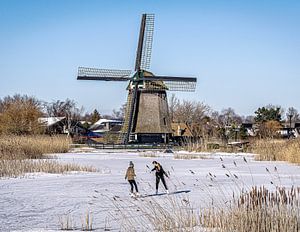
[77,67,132,81]
[140,14,154,70]
[135,14,155,71]
[142,76,197,91]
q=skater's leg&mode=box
[128,180,134,193]
[133,180,138,192]
[156,175,160,193]
[161,175,168,190]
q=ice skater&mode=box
[125,161,139,197]
[151,161,169,194]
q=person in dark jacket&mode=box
[125,161,139,196]
[151,161,169,194]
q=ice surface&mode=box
[1,151,299,231]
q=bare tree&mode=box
[46,99,81,118]
[170,98,211,139]
[168,94,179,122]
[209,108,243,142]
[219,108,242,127]
[112,103,126,120]
[244,115,255,123]
[45,99,83,134]
[172,100,210,124]
[286,107,299,122]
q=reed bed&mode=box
[59,210,93,231]
[59,213,74,230]
[139,152,161,158]
[201,186,300,232]
[183,140,203,152]
[182,140,242,153]
[0,135,70,159]
[110,194,197,231]
[252,139,300,164]
[0,135,99,177]
[174,153,206,159]
[114,186,300,232]
[0,159,97,178]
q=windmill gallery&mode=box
[77,14,197,144]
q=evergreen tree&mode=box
[254,106,282,123]
[91,109,101,123]
[254,105,283,139]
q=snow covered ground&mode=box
[1,150,299,231]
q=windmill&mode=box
[77,14,197,144]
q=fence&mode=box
[70,143,173,150]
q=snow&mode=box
[38,117,65,127]
[1,151,299,231]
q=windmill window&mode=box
[163,117,166,125]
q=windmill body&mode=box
[125,71,172,143]
[77,14,197,144]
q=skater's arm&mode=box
[125,169,129,180]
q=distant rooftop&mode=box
[38,117,65,127]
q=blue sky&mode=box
[1,0,299,116]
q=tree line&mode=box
[0,94,299,139]
[168,94,299,140]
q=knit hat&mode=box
[129,161,134,167]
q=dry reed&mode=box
[139,152,160,158]
[174,153,206,159]
[59,213,74,230]
[81,210,93,231]
[0,135,99,177]
[252,139,300,164]
[201,186,300,232]
[0,135,70,159]
[182,139,243,153]
[114,186,299,231]
[0,159,97,178]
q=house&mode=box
[241,122,256,137]
[242,120,300,138]
[38,117,87,136]
[38,117,67,134]
[280,121,300,138]
[90,119,122,134]
[86,118,123,143]
[171,122,193,144]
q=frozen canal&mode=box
[1,150,299,231]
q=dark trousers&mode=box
[128,180,138,192]
[156,175,168,190]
